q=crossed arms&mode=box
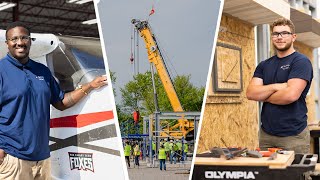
[246,77,307,105]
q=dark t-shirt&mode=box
[253,52,313,136]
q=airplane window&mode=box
[50,47,105,93]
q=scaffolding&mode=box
[143,111,200,166]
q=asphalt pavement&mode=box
[128,159,192,180]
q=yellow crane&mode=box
[132,19,194,138]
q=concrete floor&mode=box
[127,159,192,180]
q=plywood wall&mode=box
[197,14,259,153]
[294,41,316,123]
[197,14,317,153]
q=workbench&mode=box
[192,151,317,180]
[309,125,320,162]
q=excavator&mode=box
[132,19,194,139]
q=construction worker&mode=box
[152,141,156,158]
[124,141,132,168]
[176,139,182,162]
[172,140,179,164]
[158,145,166,171]
[160,139,164,146]
[183,140,188,161]
[169,140,174,164]
[133,142,140,167]
[164,138,170,160]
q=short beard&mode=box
[273,42,292,52]
[10,51,29,62]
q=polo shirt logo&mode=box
[36,76,45,80]
[280,64,290,70]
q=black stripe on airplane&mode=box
[49,124,120,156]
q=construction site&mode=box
[98,0,222,179]
[0,1,126,179]
[120,18,200,178]
[194,0,320,180]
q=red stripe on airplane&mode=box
[50,111,114,128]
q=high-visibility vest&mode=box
[152,142,156,150]
[134,145,140,156]
[158,148,166,160]
[164,142,170,152]
[169,143,174,153]
[176,142,182,150]
[173,143,178,151]
[124,144,131,156]
[184,144,188,153]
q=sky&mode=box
[97,0,222,103]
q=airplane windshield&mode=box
[49,47,105,92]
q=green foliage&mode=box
[109,71,117,97]
[120,72,162,115]
[173,75,205,111]
[110,71,116,84]
[118,71,204,135]
[120,71,204,116]
[116,106,142,135]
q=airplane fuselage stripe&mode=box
[50,110,114,128]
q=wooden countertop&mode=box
[194,151,295,169]
[309,125,320,131]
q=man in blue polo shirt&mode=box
[246,18,313,153]
[0,22,107,179]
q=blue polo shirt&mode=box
[0,54,64,161]
[254,52,313,136]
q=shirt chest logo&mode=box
[280,64,290,70]
[35,76,45,80]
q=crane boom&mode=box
[132,19,195,139]
[132,19,183,112]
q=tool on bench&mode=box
[268,148,283,153]
[259,147,289,160]
[267,152,278,160]
[260,151,273,157]
[267,148,289,155]
[246,150,263,158]
[210,147,248,160]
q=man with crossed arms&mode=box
[247,18,313,153]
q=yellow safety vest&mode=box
[176,142,182,150]
[164,142,170,152]
[169,143,174,152]
[152,142,156,150]
[173,143,178,151]
[158,148,166,160]
[184,144,188,153]
[124,144,131,156]
[134,145,140,156]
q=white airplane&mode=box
[0,30,125,180]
